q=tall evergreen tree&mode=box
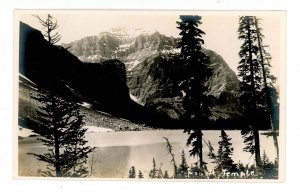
[238,16,263,167]
[177,15,214,174]
[254,17,279,157]
[177,150,189,179]
[238,16,280,167]
[30,89,94,177]
[208,130,235,177]
[29,14,94,177]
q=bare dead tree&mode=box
[34,14,61,45]
[163,137,178,178]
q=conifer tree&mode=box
[30,89,94,177]
[158,166,163,179]
[149,158,159,178]
[236,160,246,177]
[177,150,189,179]
[254,17,279,157]
[217,130,234,171]
[29,14,94,177]
[176,15,214,174]
[128,166,136,178]
[208,130,235,177]
[189,163,207,179]
[238,16,280,167]
[261,150,278,179]
[138,170,144,179]
[238,16,262,167]
[163,171,170,179]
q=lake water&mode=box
[18,130,277,178]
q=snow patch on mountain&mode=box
[129,93,142,105]
[79,102,92,109]
[161,48,180,54]
[128,60,141,70]
[126,49,158,70]
[119,42,135,50]
[108,27,156,40]
[19,74,35,85]
[18,126,37,137]
[19,73,38,90]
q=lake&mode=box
[18,129,277,178]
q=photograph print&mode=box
[15,10,285,180]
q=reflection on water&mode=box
[19,130,277,178]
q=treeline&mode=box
[172,15,279,176]
[128,132,278,179]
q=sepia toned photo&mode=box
[14,10,285,180]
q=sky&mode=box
[17,11,284,82]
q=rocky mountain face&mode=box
[62,30,177,69]
[128,50,241,121]
[63,29,241,123]
[19,22,176,127]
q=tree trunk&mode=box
[198,130,203,169]
[246,18,261,167]
[253,126,261,167]
[54,134,62,177]
[51,93,62,177]
[254,17,279,158]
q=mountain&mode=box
[63,28,242,125]
[19,22,176,128]
[128,50,241,120]
[18,73,162,132]
[62,30,177,69]
[19,22,131,111]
